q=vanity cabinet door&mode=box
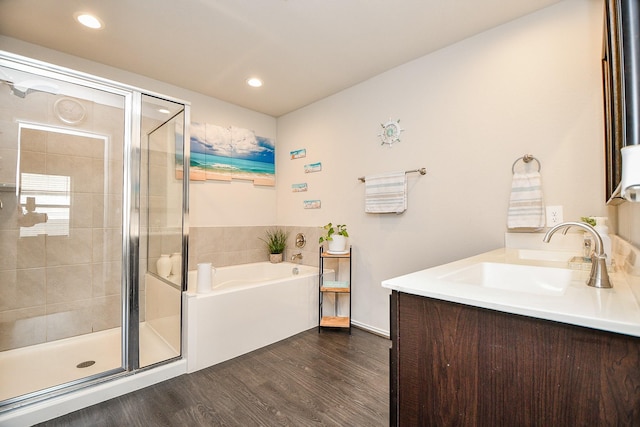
[391,291,640,426]
[392,292,479,426]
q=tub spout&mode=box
[291,253,302,261]
[543,221,612,288]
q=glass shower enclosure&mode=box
[0,51,189,411]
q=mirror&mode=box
[602,0,640,204]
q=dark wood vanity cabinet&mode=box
[390,291,640,426]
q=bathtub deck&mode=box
[39,328,390,426]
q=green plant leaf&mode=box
[580,216,596,227]
[319,222,348,243]
[260,228,288,254]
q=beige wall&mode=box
[3,0,635,337]
[0,37,280,351]
[0,35,279,228]
[276,0,611,334]
[617,203,640,247]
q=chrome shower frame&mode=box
[0,50,190,413]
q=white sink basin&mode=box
[439,262,573,296]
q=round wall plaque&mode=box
[378,119,403,146]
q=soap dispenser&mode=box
[593,217,612,266]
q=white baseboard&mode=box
[351,319,390,339]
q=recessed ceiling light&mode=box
[75,13,104,29]
[247,77,263,88]
[158,108,171,114]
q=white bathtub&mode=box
[184,262,329,373]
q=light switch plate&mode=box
[546,205,563,226]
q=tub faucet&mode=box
[543,221,612,288]
[291,252,302,261]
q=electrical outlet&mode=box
[546,205,563,226]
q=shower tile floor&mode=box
[0,323,178,402]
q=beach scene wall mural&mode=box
[187,122,275,186]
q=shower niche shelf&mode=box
[318,246,352,333]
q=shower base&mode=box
[0,322,178,402]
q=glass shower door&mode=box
[0,62,128,403]
[138,94,186,368]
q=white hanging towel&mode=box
[365,171,407,214]
[507,171,545,229]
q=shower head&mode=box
[0,69,59,97]
[10,79,60,97]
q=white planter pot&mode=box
[328,235,347,253]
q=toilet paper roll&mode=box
[197,263,213,294]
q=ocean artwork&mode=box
[174,121,186,179]
[292,183,308,192]
[290,148,306,159]
[304,162,322,173]
[188,122,275,186]
[304,200,321,209]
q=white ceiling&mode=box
[0,0,561,117]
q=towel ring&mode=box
[511,154,541,174]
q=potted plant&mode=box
[260,228,288,263]
[580,216,596,227]
[319,222,349,253]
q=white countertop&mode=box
[382,247,640,337]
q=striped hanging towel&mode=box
[507,171,545,229]
[365,171,407,214]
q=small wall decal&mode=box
[292,183,308,192]
[304,200,321,209]
[290,149,306,159]
[304,162,322,173]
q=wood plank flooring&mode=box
[37,327,390,427]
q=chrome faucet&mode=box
[543,221,612,288]
[291,252,303,261]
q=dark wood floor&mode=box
[37,327,390,427]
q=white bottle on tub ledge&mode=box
[593,217,612,266]
[157,254,172,277]
[170,252,182,276]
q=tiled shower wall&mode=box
[0,95,124,351]
[188,225,324,270]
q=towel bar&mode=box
[511,154,541,174]
[358,168,426,182]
